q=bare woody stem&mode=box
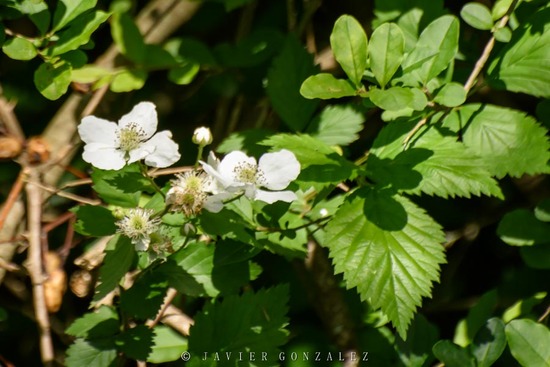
[463,0,519,93]
[25,168,54,366]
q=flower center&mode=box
[118,122,146,152]
[234,162,258,184]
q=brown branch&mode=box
[24,168,54,366]
[0,88,25,142]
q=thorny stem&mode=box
[463,0,519,93]
[25,168,54,366]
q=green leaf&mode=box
[369,86,414,111]
[120,269,168,320]
[34,61,72,100]
[148,326,187,363]
[433,340,476,367]
[6,0,50,35]
[368,22,404,88]
[92,235,136,304]
[323,188,446,338]
[217,129,273,157]
[300,73,357,100]
[306,104,365,146]
[368,121,503,199]
[498,209,550,246]
[65,338,118,367]
[142,44,178,69]
[2,37,37,60]
[434,82,467,107]
[71,205,117,237]
[214,29,283,68]
[267,35,319,131]
[460,3,494,30]
[71,65,112,84]
[454,290,499,347]
[535,199,550,222]
[330,15,368,88]
[492,0,515,20]
[168,64,200,85]
[110,69,147,92]
[503,292,547,322]
[401,15,460,85]
[91,163,153,207]
[506,319,550,367]
[46,10,109,57]
[494,27,512,43]
[164,37,217,66]
[66,306,119,339]
[116,325,154,361]
[470,318,507,367]
[61,50,88,68]
[396,314,439,367]
[53,0,96,31]
[187,286,289,364]
[444,104,550,178]
[488,8,550,98]
[111,12,145,63]
[519,244,550,269]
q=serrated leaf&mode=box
[46,10,109,57]
[306,104,365,146]
[488,8,550,98]
[110,69,147,92]
[368,121,503,199]
[323,188,446,338]
[300,73,357,100]
[369,86,414,111]
[498,209,550,246]
[187,286,289,365]
[120,269,168,320]
[92,235,136,304]
[433,340,476,367]
[330,15,368,88]
[434,82,466,107]
[66,306,119,339]
[444,104,550,178]
[34,61,72,100]
[506,319,550,367]
[116,325,154,361]
[91,164,152,207]
[111,12,145,63]
[53,0,96,31]
[2,36,37,60]
[461,3,494,30]
[65,338,118,367]
[368,22,404,88]
[471,318,507,367]
[71,205,117,237]
[402,15,459,85]
[266,35,318,131]
[148,326,187,363]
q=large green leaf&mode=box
[368,22,404,88]
[34,61,72,100]
[92,235,136,304]
[401,15,459,85]
[488,8,550,98]
[506,319,550,367]
[46,10,109,56]
[368,121,503,199]
[91,164,153,207]
[433,340,476,367]
[53,0,96,31]
[111,12,145,63]
[369,86,414,111]
[2,36,37,60]
[471,318,507,367]
[306,104,365,146]
[65,338,118,367]
[323,188,446,338]
[66,306,119,339]
[187,286,289,366]
[300,73,357,100]
[330,15,368,88]
[71,205,117,237]
[120,269,168,320]
[147,326,187,363]
[266,35,318,131]
[444,104,550,178]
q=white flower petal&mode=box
[127,143,155,164]
[142,131,181,168]
[133,237,150,251]
[254,189,297,204]
[82,143,126,170]
[207,151,220,169]
[203,193,230,213]
[258,149,300,190]
[218,151,256,186]
[78,116,119,145]
[119,101,158,139]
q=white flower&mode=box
[192,126,213,146]
[78,101,181,170]
[201,149,300,204]
[116,208,161,251]
[166,171,225,215]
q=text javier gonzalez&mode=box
[180,351,369,363]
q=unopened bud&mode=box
[192,127,213,146]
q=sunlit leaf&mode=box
[307,104,365,146]
[2,36,37,60]
[368,22,404,88]
[300,73,356,100]
[34,61,72,100]
[506,319,550,367]
[330,15,368,88]
[460,3,494,31]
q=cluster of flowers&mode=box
[78,102,301,251]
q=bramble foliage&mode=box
[1,0,550,366]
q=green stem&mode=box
[194,145,204,169]
[139,162,165,198]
